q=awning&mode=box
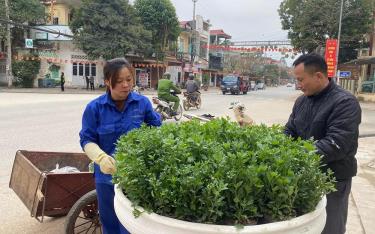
[345,56,375,65]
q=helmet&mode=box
[188,73,195,80]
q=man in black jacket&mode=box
[285,53,361,234]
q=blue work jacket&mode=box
[79,91,162,184]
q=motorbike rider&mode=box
[157,72,181,116]
[185,73,200,102]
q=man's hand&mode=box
[84,143,117,175]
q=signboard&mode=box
[25,39,33,48]
[339,71,351,78]
[325,39,338,78]
[35,32,48,40]
[138,72,149,87]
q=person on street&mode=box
[89,76,95,90]
[236,53,361,234]
[157,72,181,116]
[85,76,90,90]
[285,53,361,234]
[185,73,200,102]
[79,57,162,234]
[60,72,65,92]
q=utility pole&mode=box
[5,0,13,87]
[191,0,198,65]
[335,0,344,84]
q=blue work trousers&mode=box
[96,183,130,234]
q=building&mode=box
[27,0,105,88]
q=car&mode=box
[256,82,266,90]
[295,83,301,90]
[286,83,293,87]
[221,75,249,95]
[362,80,375,93]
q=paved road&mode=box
[0,86,374,233]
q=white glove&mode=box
[84,143,116,175]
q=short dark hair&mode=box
[293,53,328,76]
[103,57,133,89]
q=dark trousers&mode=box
[61,83,64,91]
[322,179,352,234]
[90,82,95,90]
[96,183,130,234]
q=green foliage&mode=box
[202,73,210,85]
[279,0,372,63]
[69,0,152,60]
[134,0,180,61]
[0,0,45,42]
[114,119,335,225]
[12,56,41,87]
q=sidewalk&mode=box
[347,136,375,234]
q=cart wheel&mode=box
[183,100,189,111]
[65,190,101,234]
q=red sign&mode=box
[325,39,338,78]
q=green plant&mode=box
[202,73,210,85]
[12,57,41,87]
[114,119,335,225]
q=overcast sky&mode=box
[169,0,288,41]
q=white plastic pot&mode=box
[114,185,326,234]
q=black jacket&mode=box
[285,80,361,180]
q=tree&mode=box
[69,0,152,60]
[0,0,45,42]
[279,0,372,63]
[12,54,41,87]
[134,0,180,62]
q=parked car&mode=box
[250,81,258,91]
[221,75,249,95]
[256,82,266,90]
[286,83,293,87]
[362,80,375,93]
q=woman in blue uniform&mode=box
[79,57,162,234]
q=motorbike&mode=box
[152,91,183,121]
[182,91,201,111]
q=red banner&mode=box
[325,39,338,78]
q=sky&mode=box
[169,0,288,41]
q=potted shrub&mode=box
[202,74,210,91]
[113,119,335,234]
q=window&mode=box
[79,63,84,76]
[53,17,59,25]
[85,63,90,76]
[73,63,77,76]
[91,64,96,76]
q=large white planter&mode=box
[114,185,326,234]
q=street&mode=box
[0,86,375,233]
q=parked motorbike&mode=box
[152,91,183,121]
[182,91,202,111]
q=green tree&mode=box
[0,0,45,46]
[12,54,41,88]
[134,0,180,62]
[69,0,152,60]
[279,0,372,63]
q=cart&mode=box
[9,150,102,234]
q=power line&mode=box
[0,18,73,38]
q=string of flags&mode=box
[201,45,300,53]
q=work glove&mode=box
[84,143,116,175]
